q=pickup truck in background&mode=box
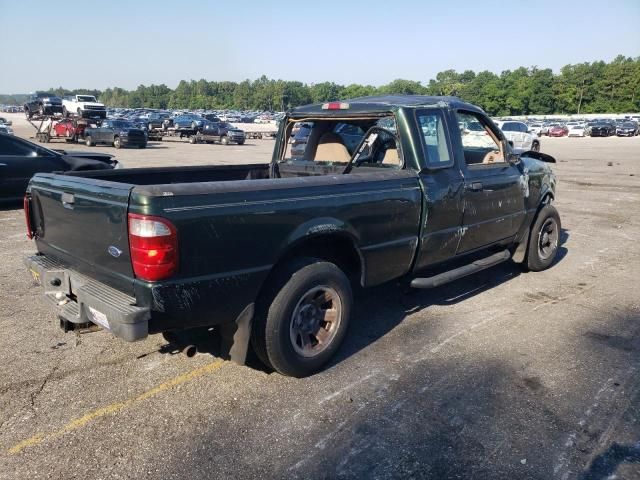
[84,119,147,148]
[192,121,246,145]
[62,95,107,119]
[24,95,560,377]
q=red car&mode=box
[548,124,568,137]
[53,118,86,142]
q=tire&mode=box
[63,107,69,118]
[189,136,197,144]
[139,143,146,149]
[39,105,45,116]
[524,204,561,272]
[85,136,93,147]
[220,135,230,145]
[531,141,540,152]
[237,140,245,145]
[113,136,121,149]
[77,108,83,118]
[25,109,31,119]
[251,258,353,377]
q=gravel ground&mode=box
[0,112,639,479]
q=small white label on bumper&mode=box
[88,307,110,330]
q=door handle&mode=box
[467,182,483,192]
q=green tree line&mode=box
[2,55,638,115]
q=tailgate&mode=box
[28,173,136,295]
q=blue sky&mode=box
[0,0,638,93]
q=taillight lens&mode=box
[24,194,34,239]
[128,213,178,281]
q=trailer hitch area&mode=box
[59,317,101,334]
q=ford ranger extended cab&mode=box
[24,96,560,377]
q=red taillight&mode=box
[24,194,34,239]
[321,102,350,110]
[128,213,178,281]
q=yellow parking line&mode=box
[8,359,225,455]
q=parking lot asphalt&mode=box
[1,113,639,479]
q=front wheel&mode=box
[85,136,94,147]
[220,135,230,145]
[525,204,561,272]
[251,259,353,377]
[113,136,122,149]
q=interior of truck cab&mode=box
[278,116,402,177]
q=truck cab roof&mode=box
[290,95,485,117]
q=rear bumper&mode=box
[25,254,150,341]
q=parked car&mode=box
[84,120,147,149]
[173,114,206,131]
[0,124,14,135]
[567,125,586,137]
[24,95,560,377]
[589,122,616,137]
[616,122,638,137]
[62,95,107,119]
[0,116,13,126]
[495,121,540,152]
[0,133,118,202]
[527,123,546,136]
[24,92,63,118]
[290,122,313,157]
[192,121,246,145]
[548,125,569,137]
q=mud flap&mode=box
[512,226,530,263]
[219,304,254,365]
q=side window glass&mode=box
[0,137,34,156]
[416,110,452,168]
[456,111,504,166]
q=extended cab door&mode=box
[454,111,526,254]
[412,108,465,270]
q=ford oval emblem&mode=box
[108,246,123,258]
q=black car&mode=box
[147,112,172,130]
[0,133,118,202]
[616,122,638,137]
[24,92,63,119]
[588,121,616,137]
[193,121,245,145]
[84,120,147,149]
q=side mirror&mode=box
[507,140,514,147]
[507,153,520,165]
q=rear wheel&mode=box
[525,204,561,272]
[251,258,352,377]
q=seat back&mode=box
[314,132,350,162]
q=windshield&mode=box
[77,95,97,102]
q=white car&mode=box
[495,121,541,153]
[62,95,107,119]
[567,125,586,137]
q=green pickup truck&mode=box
[24,95,560,377]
